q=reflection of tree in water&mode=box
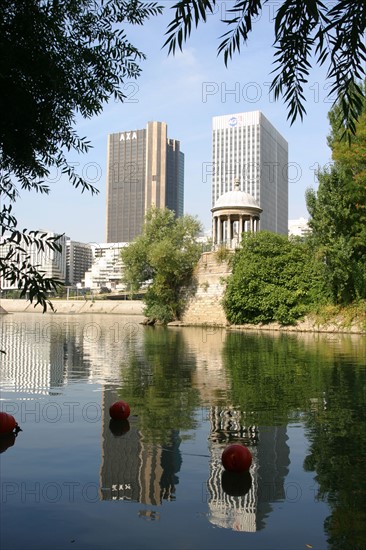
[118,326,200,446]
[223,332,327,425]
[222,331,366,547]
[303,360,366,550]
[103,327,199,505]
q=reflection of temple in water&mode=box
[99,388,182,505]
[182,325,230,405]
[182,327,291,532]
[206,407,290,532]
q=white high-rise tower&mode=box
[212,111,288,234]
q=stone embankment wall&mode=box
[181,252,231,326]
[0,298,144,315]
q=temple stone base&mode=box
[180,252,232,326]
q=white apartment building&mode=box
[83,242,127,290]
[288,217,311,238]
[211,111,288,234]
[0,231,66,290]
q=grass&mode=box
[309,300,366,331]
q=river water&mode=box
[0,313,365,550]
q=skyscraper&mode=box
[212,111,288,234]
[105,121,184,243]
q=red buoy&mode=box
[109,401,130,421]
[0,432,16,454]
[222,444,252,473]
[0,412,18,435]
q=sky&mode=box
[13,3,334,244]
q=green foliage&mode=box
[1,0,162,184]
[328,82,366,214]
[118,327,200,445]
[164,1,366,136]
[305,90,366,305]
[121,207,203,324]
[0,0,162,310]
[306,164,366,305]
[223,231,327,325]
[222,330,366,548]
[214,245,233,264]
[0,220,64,311]
[311,301,366,332]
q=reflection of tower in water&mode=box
[99,387,182,505]
[206,407,290,532]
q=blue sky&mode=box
[14,3,334,243]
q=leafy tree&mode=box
[0,0,162,310]
[223,231,327,325]
[332,112,366,189]
[164,0,366,135]
[306,166,366,304]
[306,90,366,304]
[328,82,366,214]
[121,207,203,324]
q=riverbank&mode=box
[226,315,366,334]
[0,298,144,315]
[171,303,366,334]
[1,299,365,334]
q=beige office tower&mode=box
[105,121,184,243]
[212,111,288,234]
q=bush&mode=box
[223,232,329,325]
[215,245,232,263]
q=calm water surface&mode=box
[0,313,365,550]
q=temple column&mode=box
[227,215,232,246]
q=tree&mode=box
[306,91,366,304]
[0,0,162,310]
[328,82,366,214]
[121,207,202,324]
[223,231,326,325]
[306,166,366,304]
[164,1,366,136]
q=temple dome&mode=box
[212,189,261,211]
